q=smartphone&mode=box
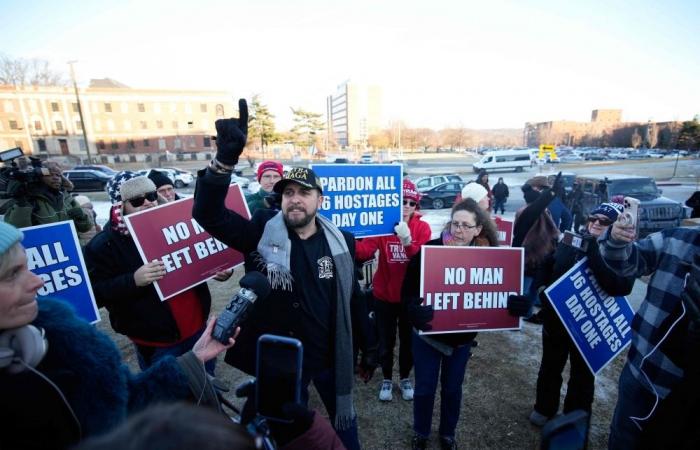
[255,334,303,423]
[540,410,589,450]
[561,231,588,252]
[619,197,640,228]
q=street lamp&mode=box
[67,61,93,163]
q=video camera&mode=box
[0,147,50,200]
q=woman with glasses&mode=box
[84,172,217,374]
[355,179,432,402]
[401,199,498,450]
[526,201,635,427]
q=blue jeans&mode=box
[523,275,541,317]
[608,363,658,450]
[302,368,360,450]
[134,327,216,376]
[412,332,472,438]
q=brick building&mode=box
[0,79,235,163]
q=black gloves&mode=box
[507,294,531,317]
[551,171,564,194]
[406,297,434,331]
[214,99,249,166]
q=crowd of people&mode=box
[2,98,699,449]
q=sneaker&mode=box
[400,378,415,400]
[439,436,457,450]
[412,434,428,450]
[529,409,550,427]
[379,379,393,401]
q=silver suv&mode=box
[414,175,464,191]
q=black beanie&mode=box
[148,170,173,189]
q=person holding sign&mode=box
[193,99,374,450]
[601,221,700,450]
[85,173,216,374]
[355,179,431,402]
[523,201,632,427]
[0,221,236,449]
[401,199,499,450]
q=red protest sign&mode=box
[126,185,250,300]
[495,217,513,246]
[419,245,523,333]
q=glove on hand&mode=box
[394,221,411,246]
[552,171,564,193]
[214,99,249,166]
[507,294,531,317]
[67,207,86,220]
[407,297,433,331]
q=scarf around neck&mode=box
[256,212,356,429]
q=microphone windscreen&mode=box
[239,271,272,300]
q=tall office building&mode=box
[0,79,234,161]
[326,80,382,149]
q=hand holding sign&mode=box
[507,294,530,317]
[134,259,166,287]
[407,297,434,331]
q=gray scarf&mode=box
[257,212,356,429]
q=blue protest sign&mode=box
[21,221,100,324]
[544,257,634,375]
[311,164,402,238]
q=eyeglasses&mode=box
[128,191,158,207]
[587,215,613,226]
[450,221,478,231]
[403,200,417,207]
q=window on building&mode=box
[34,121,42,131]
[75,120,82,130]
[127,139,135,149]
[55,121,64,131]
[140,121,148,130]
[51,102,60,112]
[172,120,178,129]
[111,140,119,150]
[200,103,207,113]
[203,136,211,147]
[156,120,163,129]
[187,121,194,129]
[9,120,18,130]
[37,139,47,152]
[72,103,79,113]
[104,103,112,112]
[143,139,150,147]
[137,103,145,112]
[97,140,106,150]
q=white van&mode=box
[472,150,532,173]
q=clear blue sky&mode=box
[1,0,698,130]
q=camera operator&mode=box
[600,221,700,449]
[3,160,92,233]
[0,221,236,449]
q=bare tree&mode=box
[0,53,66,86]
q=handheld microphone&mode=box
[212,271,271,344]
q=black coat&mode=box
[492,182,509,200]
[192,168,371,375]
[84,225,211,343]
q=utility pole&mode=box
[68,61,93,163]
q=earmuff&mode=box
[0,325,48,374]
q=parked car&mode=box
[558,154,584,163]
[360,154,374,164]
[584,152,608,161]
[63,169,113,192]
[607,150,629,159]
[627,151,650,159]
[229,174,251,189]
[419,182,467,210]
[414,175,464,192]
[73,164,117,177]
[647,151,665,158]
[473,150,532,173]
[575,173,685,236]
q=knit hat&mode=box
[107,171,138,204]
[147,170,173,189]
[526,176,550,189]
[590,202,623,222]
[120,176,157,202]
[257,161,284,181]
[73,195,91,207]
[0,221,23,257]
[403,179,420,202]
[461,182,488,203]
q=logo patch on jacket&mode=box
[386,242,409,263]
[317,256,334,279]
